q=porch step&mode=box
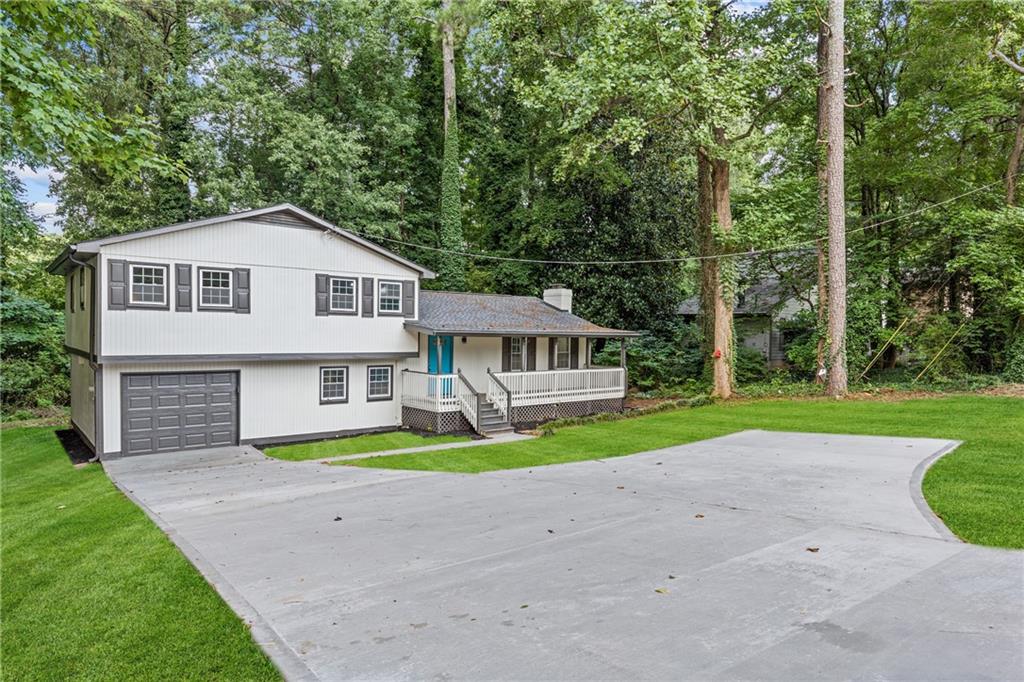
[475,398,512,435]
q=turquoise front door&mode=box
[427,335,454,374]
[427,335,454,398]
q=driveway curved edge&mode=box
[908,439,964,543]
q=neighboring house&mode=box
[48,204,637,458]
[678,278,807,367]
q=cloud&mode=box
[29,201,62,233]
[4,163,64,184]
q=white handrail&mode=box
[486,372,511,420]
[493,367,625,407]
[457,372,479,431]
[401,371,460,412]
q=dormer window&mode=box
[129,264,167,306]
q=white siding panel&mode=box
[101,360,401,455]
[70,356,96,446]
[101,219,416,277]
[97,222,421,356]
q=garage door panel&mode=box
[183,412,208,427]
[121,372,238,456]
[157,394,181,408]
[127,415,154,432]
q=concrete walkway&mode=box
[105,431,1023,681]
[318,431,534,463]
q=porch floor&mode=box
[319,431,535,463]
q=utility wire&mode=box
[334,174,1013,267]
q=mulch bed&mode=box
[54,429,95,465]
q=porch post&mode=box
[434,336,443,374]
[619,337,628,407]
[585,338,591,368]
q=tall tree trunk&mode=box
[710,139,735,399]
[697,147,717,383]
[1007,97,1024,207]
[436,0,466,290]
[814,15,829,383]
[825,0,848,396]
[441,4,457,135]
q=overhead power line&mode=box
[336,174,1012,267]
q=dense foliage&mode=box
[2,0,1022,412]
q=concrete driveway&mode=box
[105,430,1023,681]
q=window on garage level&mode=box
[320,366,348,403]
[129,264,167,305]
[367,365,393,401]
[330,277,356,312]
[378,281,401,313]
[199,268,233,308]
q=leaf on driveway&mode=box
[694,514,704,519]
[806,547,820,553]
[654,588,668,594]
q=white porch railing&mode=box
[401,370,460,412]
[457,371,479,431]
[493,367,626,407]
[486,371,512,421]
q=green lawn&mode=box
[262,430,470,461]
[0,427,280,681]
[346,396,1024,548]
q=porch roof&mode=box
[408,291,640,338]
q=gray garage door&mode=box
[121,372,238,455]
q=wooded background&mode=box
[2,0,1023,414]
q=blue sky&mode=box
[8,164,62,233]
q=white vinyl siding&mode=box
[378,281,401,313]
[320,367,348,402]
[129,264,167,305]
[330,277,356,312]
[98,219,420,357]
[367,366,393,400]
[100,360,403,455]
[199,268,232,307]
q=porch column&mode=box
[619,337,628,405]
[434,335,443,373]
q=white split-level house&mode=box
[48,204,637,458]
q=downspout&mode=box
[67,248,102,461]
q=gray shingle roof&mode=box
[409,291,638,337]
[677,278,791,316]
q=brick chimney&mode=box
[543,285,572,313]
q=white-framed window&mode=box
[320,366,348,403]
[367,365,393,401]
[199,268,233,308]
[510,337,528,371]
[129,264,167,306]
[330,277,356,312]
[554,337,571,369]
[378,280,401,313]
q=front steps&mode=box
[477,399,514,436]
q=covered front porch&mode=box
[400,364,628,435]
[401,289,637,435]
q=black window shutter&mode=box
[501,337,511,372]
[175,264,191,311]
[361,277,374,317]
[527,337,537,371]
[547,338,556,369]
[234,268,250,314]
[108,260,127,310]
[570,338,580,368]
[402,281,415,318]
[315,274,328,316]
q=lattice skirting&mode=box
[510,398,624,426]
[402,406,473,434]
